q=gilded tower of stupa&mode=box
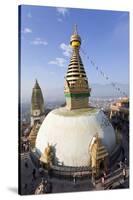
[64,25,91,110]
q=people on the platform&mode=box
[119,161,123,169]
[122,167,126,181]
[35,179,44,194]
[101,176,105,187]
[91,174,96,186]
[124,158,127,166]
[44,180,52,193]
[73,174,76,184]
[21,136,30,153]
[103,171,107,180]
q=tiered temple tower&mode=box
[30,79,45,126]
[64,25,91,110]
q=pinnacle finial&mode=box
[35,78,38,84]
[34,79,40,89]
[70,24,81,47]
[73,24,78,35]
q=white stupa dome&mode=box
[36,107,116,167]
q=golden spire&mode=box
[64,26,91,110]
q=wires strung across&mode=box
[80,47,127,97]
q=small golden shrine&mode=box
[89,133,109,175]
[40,143,53,166]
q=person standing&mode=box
[73,174,76,184]
[124,158,127,166]
[122,168,126,181]
[119,161,123,169]
[101,176,105,188]
[91,174,96,186]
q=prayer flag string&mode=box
[80,48,127,97]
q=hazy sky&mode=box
[19,5,129,101]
